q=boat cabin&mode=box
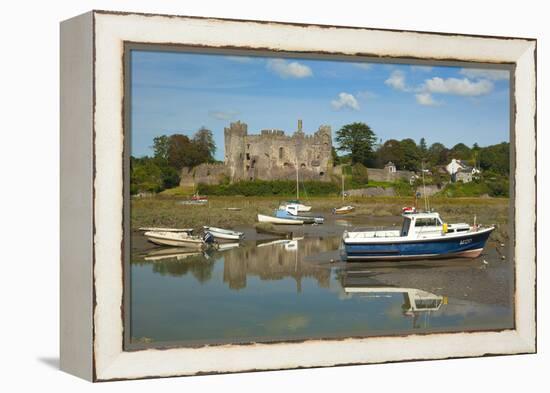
[400,212,470,238]
[343,211,472,240]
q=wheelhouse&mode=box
[400,212,443,238]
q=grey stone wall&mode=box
[224,121,333,182]
[179,163,229,187]
[367,167,414,182]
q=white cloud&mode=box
[459,68,510,81]
[266,59,313,79]
[353,63,373,70]
[415,93,440,106]
[331,92,360,111]
[385,70,408,91]
[208,110,239,120]
[357,90,377,100]
[423,77,493,96]
[411,65,433,72]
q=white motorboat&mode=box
[203,226,244,241]
[144,231,206,249]
[333,205,355,215]
[257,213,304,225]
[138,227,194,233]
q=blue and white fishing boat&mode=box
[341,211,494,261]
[276,204,324,224]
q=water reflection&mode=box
[221,237,337,291]
[130,234,513,345]
[342,272,448,329]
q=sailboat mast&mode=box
[342,171,345,203]
[421,161,428,211]
[296,159,299,200]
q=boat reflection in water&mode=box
[343,275,448,329]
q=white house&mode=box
[446,158,480,183]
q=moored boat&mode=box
[203,226,244,241]
[333,205,355,215]
[333,171,354,215]
[341,211,494,261]
[277,204,324,224]
[257,213,304,225]
[144,231,212,249]
[285,200,312,212]
[138,227,194,233]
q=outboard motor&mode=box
[203,231,215,244]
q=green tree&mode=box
[152,135,170,160]
[400,138,421,171]
[331,146,341,166]
[479,142,510,175]
[335,122,377,166]
[351,163,369,185]
[167,134,205,169]
[130,157,164,194]
[377,139,403,168]
[193,127,216,162]
[450,143,472,161]
[418,137,428,160]
[428,142,449,165]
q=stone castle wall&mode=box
[224,120,333,182]
[179,163,228,187]
[367,167,414,182]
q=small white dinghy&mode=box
[333,205,355,215]
[203,226,244,241]
[144,231,206,249]
[257,214,304,225]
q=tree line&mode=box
[334,122,510,176]
[131,127,216,194]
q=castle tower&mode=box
[224,121,247,181]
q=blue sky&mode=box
[130,50,510,161]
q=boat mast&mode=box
[341,173,344,203]
[421,161,429,211]
[296,159,299,200]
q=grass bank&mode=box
[131,195,509,242]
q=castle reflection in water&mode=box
[134,236,341,292]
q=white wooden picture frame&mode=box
[60,10,536,381]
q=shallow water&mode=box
[129,225,514,347]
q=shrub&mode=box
[197,180,339,196]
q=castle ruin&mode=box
[179,120,333,187]
[224,120,333,182]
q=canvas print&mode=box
[127,49,513,348]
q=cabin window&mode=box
[279,147,284,159]
[401,218,411,236]
[301,163,306,168]
[246,153,250,160]
[415,218,440,227]
[415,299,441,309]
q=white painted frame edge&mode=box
[91,11,536,381]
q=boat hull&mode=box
[333,206,355,215]
[342,228,493,261]
[203,226,244,241]
[257,214,304,225]
[144,232,205,249]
